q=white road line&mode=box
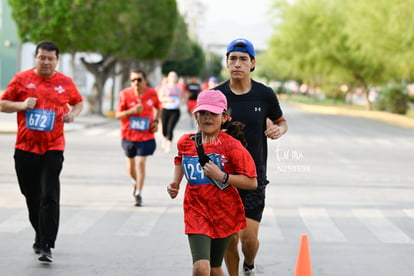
[108,130,120,136]
[260,207,283,241]
[83,128,107,136]
[403,209,414,219]
[78,128,119,137]
[393,138,414,148]
[60,209,108,235]
[116,206,167,236]
[336,157,358,170]
[299,208,346,242]
[353,208,413,244]
[0,210,29,233]
[371,138,394,146]
[352,137,371,145]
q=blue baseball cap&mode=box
[226,38,255,58]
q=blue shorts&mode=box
[122,139,156,157]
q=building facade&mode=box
[0,0,19,91]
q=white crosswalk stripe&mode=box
[299,208,346,242]
[116,206,167,236]
[70,127,126,137]
[353,208,413,244]
[261,207,283,241]
[60,208,110,235]
[403,209,414,219]
[1,192,414,244]
[0,210,29,233]
[83,128,109,136]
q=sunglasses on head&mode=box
[130,78,143,83]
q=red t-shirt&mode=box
[174,131,257,238]
[117,86,161,142]
[1,69,83,154]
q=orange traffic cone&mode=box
[294,234,312,276]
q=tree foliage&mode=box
[265,0,414,111]
[9,0,113,54]
[165,14,194,62]
[162,41,205,77]
[8,0,180,114]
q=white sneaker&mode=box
[243,267,256,276]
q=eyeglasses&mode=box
[130,78,143,83]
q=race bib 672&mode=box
[26,108,56,132]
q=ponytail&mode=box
[222,120,248,147]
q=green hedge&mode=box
[374,86,408,115]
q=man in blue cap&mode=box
[215,38,288,275]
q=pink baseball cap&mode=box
[193,90,227,114]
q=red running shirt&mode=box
[174,132,257,238]
[117,87,161,142]
[1,69,83,154]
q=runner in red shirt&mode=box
[167,90,257,276]
[116,69,161,206]
[0,41,83,263]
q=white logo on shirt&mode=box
[254,107,262,112]
[55,85,65,94]
[26,83,37,89]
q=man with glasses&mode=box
[116,69,161,206]
[0,40,83,263]
[215,38,288,275]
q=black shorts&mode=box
[238,184,267,222]
[122,139,156,158]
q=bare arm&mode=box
[203,161,258,190]
[150,108,161,133]
[226,174,257,190]
[167,164,184,199]
[154,108,161,123]
[115,104,144,120]
[0,98,37,113]
[62,102,83,123]
[265,116,288,140]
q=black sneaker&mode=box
[33,243,41,255]
[38,246,52,263]
[134,194,142,206]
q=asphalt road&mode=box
[1,103,414,275]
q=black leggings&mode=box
[14,149,64,248]
[161,108,180,141]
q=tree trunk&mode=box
[80,55,117,115]
[354,74,372,110]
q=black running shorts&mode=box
[238,184,267,222]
